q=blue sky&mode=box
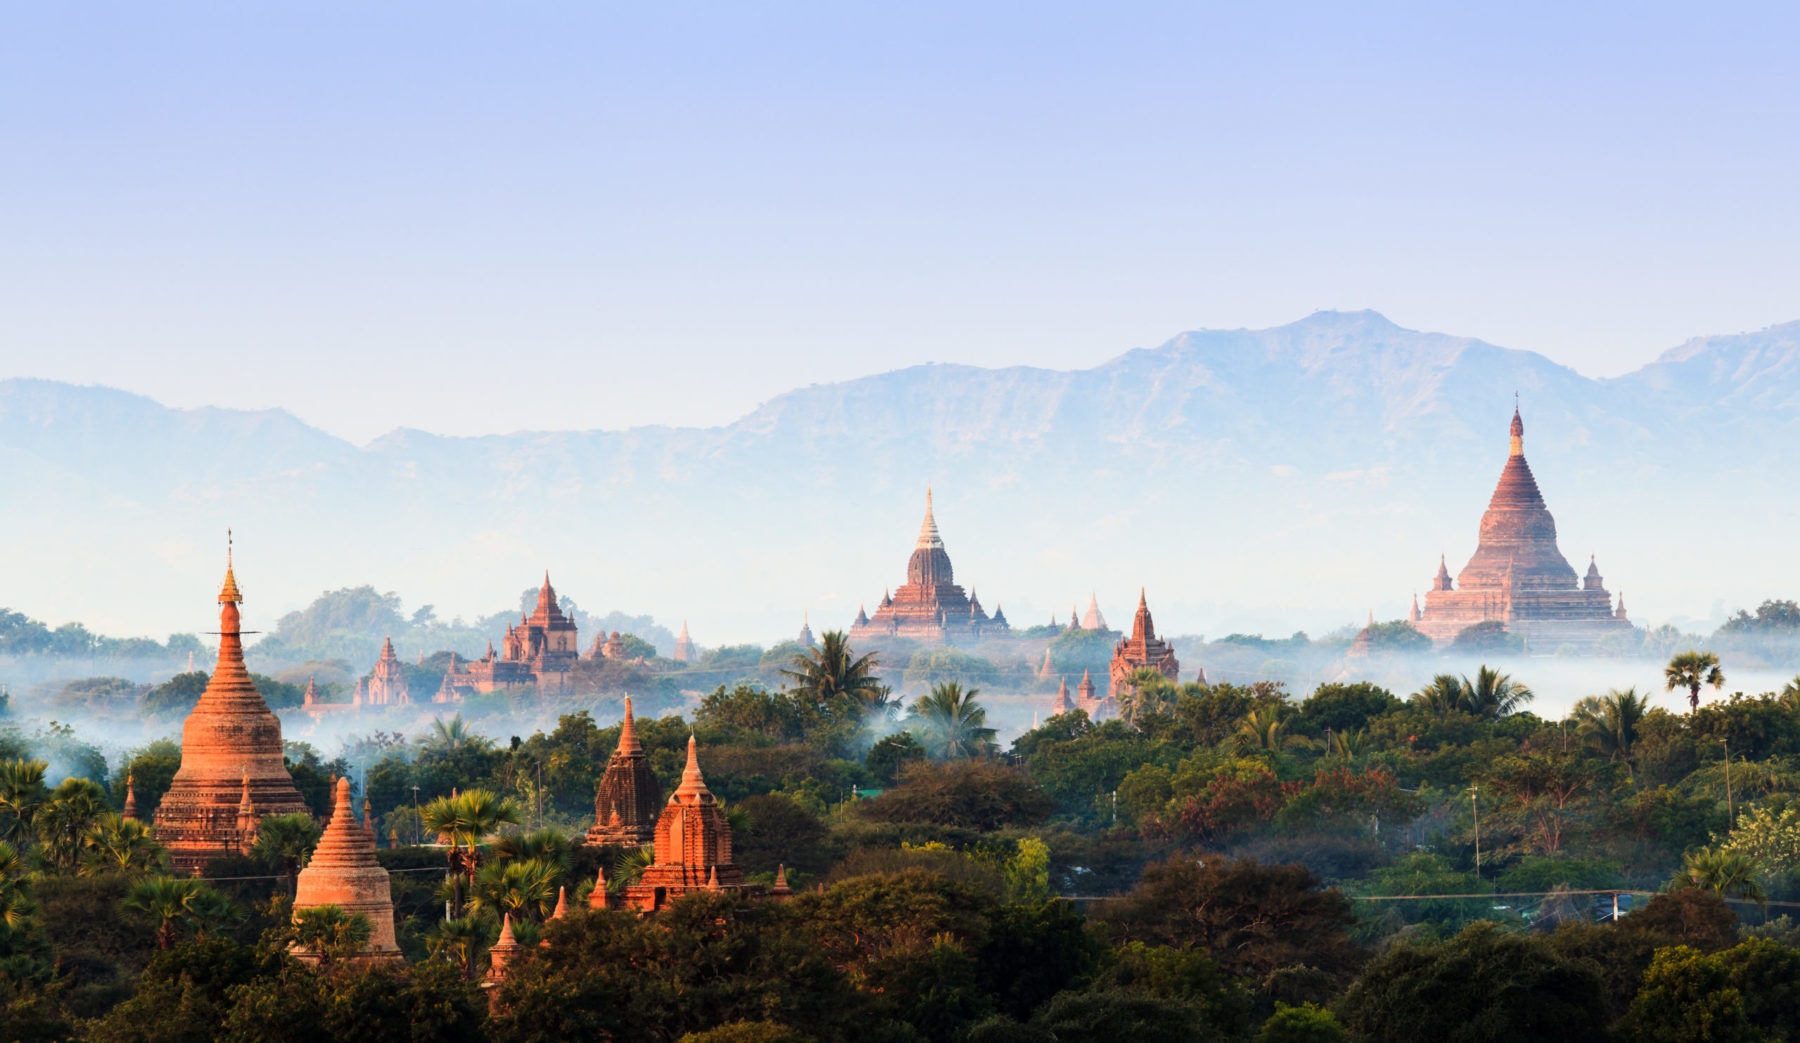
[4,2,1798,443]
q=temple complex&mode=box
[847,490,1010,646]
[606,736,749,911]
[437,574,580,697]
[154,548,310,875]
[585,697,661,847]
[365,637,410,706]
[291,778,401,962]
[1108,591,1181,701]
[673,621,697,663]
[1414,409,1631,650]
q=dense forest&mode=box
[7,632,1800,1040]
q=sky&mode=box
[4,3,1800,444]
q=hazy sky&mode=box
[4,3,1798,443]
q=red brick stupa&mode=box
[154,547,310,875]
[585,697,661,847]
[291,778,401,962]
[848,490,1009,645]
[616,736,747,911]
[1414,408,1632,650]
[1108,590,1181,701]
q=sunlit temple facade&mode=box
[848,490,1010,645]
[437,574,580,698]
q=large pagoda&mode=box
[154,547,310,875]
[848,490,1009,646]
[438,573,581,697]
[585,697,661,847]
[610,736,748,911]
[1415,409,1631,649]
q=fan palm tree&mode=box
[427,915,486,979]
[1780,676,1800,713]
[424,714,492,754]
[1326,727,1367,761]
[1460,665,1534,720]
[80,814,165,876]
[36,777,110,869]
[420,788,522,918]
[908,682,997,760]
[472,858,561,923]
[1679,847,1766,908]
[1665,651,1726,713]
[782,630,885,715]
[1412,674,1468,717]
[251,812,323,898]
[1571,687,1650,768]
[0,759,48,847]
[1231,707,1312,753]
[490,828,573,872]
[122,875,215,949]
[610,846,654,890]
[291,905,375,969]
[1117,668,1180,729]
[0,841,34,931]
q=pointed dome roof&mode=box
[292,777,401,957]
[1081,592,1107,631]
[916,488,943,550]
[1454,407,1579,592]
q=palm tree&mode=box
[427,915,486,979]
[0,841,34,932]
[291,905,375,968]
[251,812,323,898]
[420,788,522,918]
[36,777,110,869]
[1779,676,1800,713]
[1460,665,1534,720]
[490,828,572,873]
[1326,727,1367,762]
[424,714,495,755]
[122,875,216,949]
[1231,707,1313,753]
[610,846,654,890]
[1665,650,1725,713]
[908,682,997,760]
[1117,668,1179,729]
[1679,847,1766,908]
[472,858,561,923]
[80,814,166,876]
[782,630,885,715]
[0,759,48,847]
[1571,687,1650,768]
[1412,674,1468,717]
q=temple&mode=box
[1108,590,1182,702]
[606,736,749,911]
[672,621,697,663]
[365,637,410,706]
[154,547,310,875]
[1414,409,1631,650]
[437,574,580,697]
[585,697,661,847]
[291,778,402,962]
[847,490,1010,646]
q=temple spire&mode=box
[1510,405,1525,457]
[618,696,640,753]
[219,530,242,604]
[674,734,711,800]
[915,487,943,550]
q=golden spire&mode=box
[219,529,243,604]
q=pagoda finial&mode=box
[673,733,711,799]
[916,487,944,549]
[1509,403,1524,456]
[218,530,243,604]
[618,696,641,753]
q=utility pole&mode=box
[536,762,543,826]
[1471,787,1481,878]
[1723,739,1735,826]
[411,785,421,845]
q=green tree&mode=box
[1667,650,1727,713]
[781,630,885,715]
[420,788,522,918]
[473,858,561,923]
[1572,686,1650,768]
[289,905,375,969]
[908,682,996,760]
[1257,1002,1346,1043]
[37,776,110,869]
[1620,944,1758,1043]
[1337,922,1608,1043]
[251,812,322,898]
[0,759,48,847]
[122,875,222,950]
[80,813,165,876]
[1678,847,1767,908]
[1461,664,1534,719]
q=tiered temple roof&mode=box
[586,697,662,847]
[1108,590,1181,704]
[154,547,310,875]
[366,637,410,706]
[292,777,401,961]
[439,573,580,697]
[673,621,697,663]
[848,490,1010,646]
[1415,409,1632,650]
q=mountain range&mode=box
[5,310,1798,647]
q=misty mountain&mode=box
[5,310,1798,648]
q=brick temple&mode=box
[364,636,411,706]
[154,549,310,875]
[597,736,750,911]
[848,490,1010,645]
[585,697,661,847]
[1107,591,1182,704]
[1414,409,1631,650]
[437,574,580,698]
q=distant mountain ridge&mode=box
[5,310,1798,644]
